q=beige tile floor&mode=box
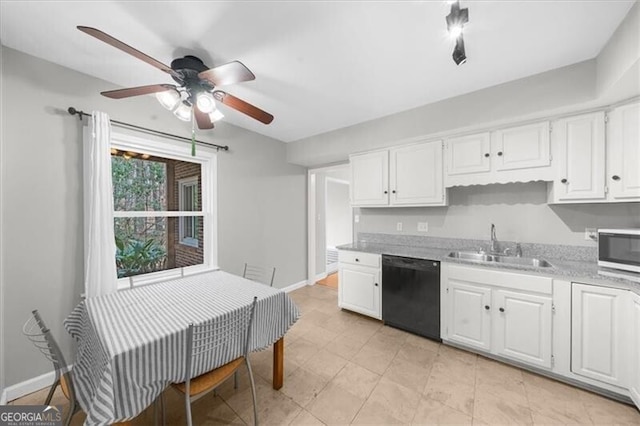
[12,284,640,425]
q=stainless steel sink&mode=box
[447,251,553,268]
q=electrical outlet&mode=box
[396,222,403,231]
[585,228,598,241]
[418,222,428,232]
[354,215,360,223]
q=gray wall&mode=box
[0,47,307,388]
[326,180,351,248]
[356,183,640,247]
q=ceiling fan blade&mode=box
[198,61,255,86]
[101,84,177,99]
[194,108,214,130]
[213,91,274,124]
[77,26,182,80]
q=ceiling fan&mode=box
[77,26,274,130]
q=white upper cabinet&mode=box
[350,150,389,206]
[390,141,445,205]
[350,140,447,207]
[445,122,553,187]
[549,112,606,203]
[445,132,491,176]
[494,122,550,171]
[607,102,640,201]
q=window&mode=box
[178,177,199,247]
[98,131,217,288]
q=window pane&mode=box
[114,216,204,278]
[112,151,202,212]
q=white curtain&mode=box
[84,111,118,297]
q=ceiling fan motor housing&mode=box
[171,55,214,103]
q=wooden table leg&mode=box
[273,337,284,390]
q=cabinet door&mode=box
[608,102,640,200]
[571,283,627,387]
[445,133,491,176]
[553,112,606,201]
[350,151,389,206]
[390,141,444,205]
[339,264,381,319]
[493,290,553,368]
[447,280,491,351]
[494,122,550,171]
[631,293,640,410]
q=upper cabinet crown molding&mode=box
[350,140,447,207]
[444,121,553,187]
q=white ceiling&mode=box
[0,1,634,143]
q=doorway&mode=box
[307,164,352,288]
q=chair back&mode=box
[23,310,76,401]
[243,263,276,287]
[183,296,258,395]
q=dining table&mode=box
[64,270,300,425]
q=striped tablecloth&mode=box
[64,270,300,426]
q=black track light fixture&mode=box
[446,1,469,65]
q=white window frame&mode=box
[178,176,199,248]
[84,129,218,290]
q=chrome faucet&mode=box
[490,224,498,253]
[515,243,523,257]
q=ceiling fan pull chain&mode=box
[191,109,196,157]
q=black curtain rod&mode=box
[67,107,229,152]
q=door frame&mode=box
[307,163,351,285]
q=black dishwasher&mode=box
[382,255,441,341]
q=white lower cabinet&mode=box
[571,283,628,388]
[338,251,381,319]
[444,265,553,369]
[493,290,553,368]
[448,280,492,351]
[629,293,640,409]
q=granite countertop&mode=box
[336,240,640,294]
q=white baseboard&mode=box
[326,262,338,274]
[1,389,7,405]
[281,279,308,293]
[3,370,55,403]
[315,272,327,282]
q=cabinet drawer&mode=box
[338,250,380,268]
[448,264,552,294]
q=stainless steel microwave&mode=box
[598,229,640,273]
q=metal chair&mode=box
[23,310,80,426]
[172,296,259,426]
[243,263,276,287]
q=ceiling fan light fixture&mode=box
[453,37,467,65]
[196,92,216,114]
[173,102,192,122]
[155,89,181,110]
[209,109,224,123]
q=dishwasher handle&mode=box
[382,255,440,270]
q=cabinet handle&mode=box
[484,153,490,158]
[392,190,396,194]
[497,151,503,156]
[384,190,388,194]
[561,178,568,184]
[484,305,490,310]
[374,283,379,287]
[499,307,505,313]
[612,175,620,181]
[355,258,360,262]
